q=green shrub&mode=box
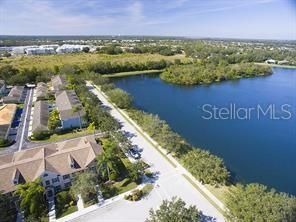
[106,88,133,109]
[56,191,76,217]
[31,130,51,140]
[124,189,143,201]
[142,184,154,196]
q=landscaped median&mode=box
[55,183,149,222]
[89,81,226,213]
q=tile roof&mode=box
[32,100,49,132]
[0,136,102,193]
[35,82,48,100]
[0,104,17,139]
[51,75,67,91]
[3,86,24,103]
[55,90,85,120]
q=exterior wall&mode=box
[61,117,82,129]
[40,162,97,194]
[40,171,72,193]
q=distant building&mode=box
[3,86,25,104]
[32,100,49,134]
[39,45,59,50]
[265,59,276,64]
[35,82,48,100]
[278,60,289,65]
[0,104,17,140]
[56,44,90,54]
[55,90,86,129]
[26,47,56,55]
[12,46,38,55]
[51,75,67,92]
[0,136,102,195]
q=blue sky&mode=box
[0,0,295,39]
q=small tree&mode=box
[96,139,122,181]
[48,109,61,131]
[127,161,145,184]
[31,129,50,140]
[146,197,200,222]
[111,131,132,152]
[71,172,98,202]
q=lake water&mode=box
[112,67,296,195]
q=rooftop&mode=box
[55,90,85,120]
[32,100,49,133]
[0,136,102,193]
[51,75,67,91]
[0,104,17,139]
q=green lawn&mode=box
[204,184,236,205]
[113,179,138,194]
[57,205,78,219]
[107,69,164,78]
[255,62,296,69]
[30,128,95,143]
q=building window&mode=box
[54,185,61,193]
[45,180,50,186]
[64,182,71,188]
[43,173,48,177]
[52,177,59,183]
[63,174,70,180]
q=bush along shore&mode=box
[160,61,272,85]
[88,72,296,222]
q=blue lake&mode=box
[112,67,296,195]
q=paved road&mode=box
[18,88,34,151]
[75,83,225,222]
[0,88,34,155]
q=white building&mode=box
[56,44,90,54]
[26,47,56,55]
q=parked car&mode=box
[128,148,141,159]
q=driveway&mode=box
[75,82,225,222]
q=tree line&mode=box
[184,41,296,65]
[0,58,174,85]
[161,61,272,85]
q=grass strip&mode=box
[106,69,163,78]
[182,174,225,216]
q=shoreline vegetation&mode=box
[160,62,272,85]
[87,72,296,221]
[106,69,163,78]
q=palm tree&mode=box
[96,139,121,181]
[14,179,46,220]
[96,152,111,181]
